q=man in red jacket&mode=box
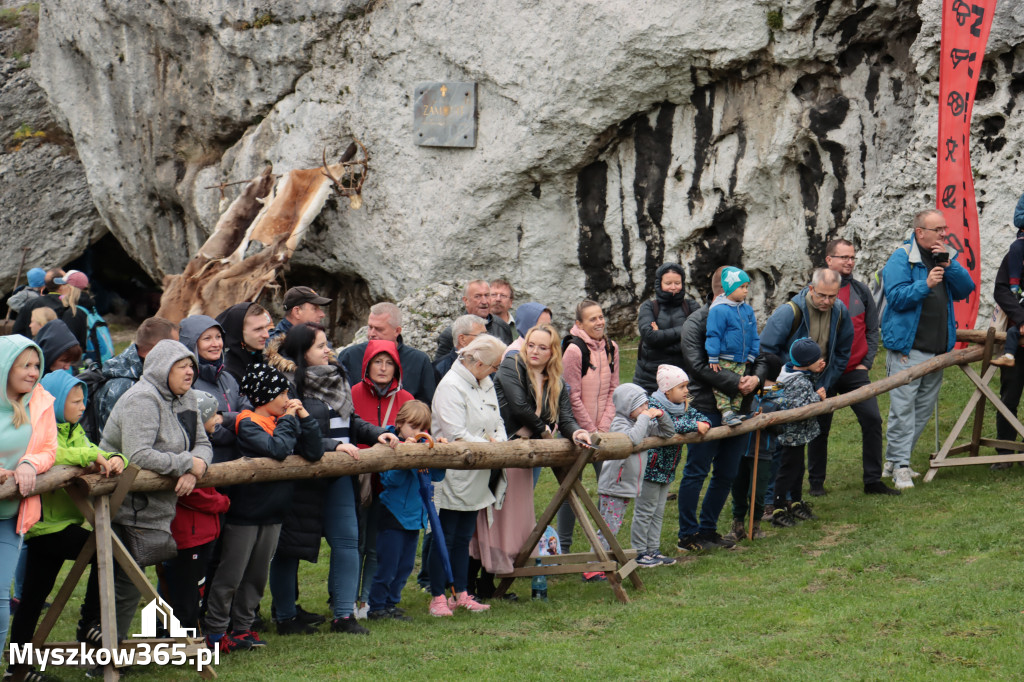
[807,239,899,496]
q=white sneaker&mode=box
[882,461,894,478]
[894,467,914,490]
[353,602,369,620]
[908,466,921,478]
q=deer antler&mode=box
[322,140,370,209]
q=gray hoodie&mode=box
[598,383,674,499]
[101,340,213,531]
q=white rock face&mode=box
[21,0,1024,338]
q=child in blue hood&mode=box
[7,370,124,679]
[705,267,759,426]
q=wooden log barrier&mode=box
[0,338,988,502]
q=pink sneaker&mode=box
[429,595,453,617]
[453,591,490,612]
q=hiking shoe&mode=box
[864,481,901,495]
[894,467,914,490]
[723,519,745,543]
[331,616,370,634]
[749,520,766,539]
[295,604,326,626]
[808,483,827,497]
[453,591,490,612]
[722,411,743,426]
[990,353,1016,367]
[761,504,775,521]
[238,630,267,648]
[789,500,816,521]
[651,552,676,566]
[882,461,894,478]
[771,508,797,528]
[276,615,318,635]
[636,552,661,567]
[675,535,704,553]
[428,595,453,617]
[990,461,1015,471]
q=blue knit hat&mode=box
[721,267,750,296]
[789,338,822,368]
[27,268,46,288]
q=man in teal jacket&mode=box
[880,209,975,490]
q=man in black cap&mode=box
[270,286,331,340]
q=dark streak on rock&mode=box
[575,160,612,296]
[688,83,714,213]
[634,103,676,297]
[836,6,876,45]
[729,123,746,195]
[531,182,541,199]
[688,203,747,304]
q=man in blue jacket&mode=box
[880,209,975,490]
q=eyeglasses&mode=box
[811,291,838,302]
[918,226,947,234]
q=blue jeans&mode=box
[677,412,746,539]
[268,555,299,621]
[429,509,477,597]
[884,349,943,468]
[0,518,22,647]
[763,442,784,506]
[324,476,360,620]
[368,526,418,611]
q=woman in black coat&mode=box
[265,323,396,635]
[633,262,699,393]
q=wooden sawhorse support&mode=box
[15,466,215,682]
[493,449,642,603]
[926,329,1024,481]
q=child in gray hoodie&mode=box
[595,384,674,551]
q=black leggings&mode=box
[9,524,99,647]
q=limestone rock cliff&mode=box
[6,0,1024,335]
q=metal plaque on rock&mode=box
[413,82,477,148]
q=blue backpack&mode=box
[84,306,114,367]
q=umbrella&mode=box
[413,433,455,598]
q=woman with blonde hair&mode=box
[469,324,591,598]
[0,335,57,651]
[54,270,96,350]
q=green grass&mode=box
[38,342,1024,680]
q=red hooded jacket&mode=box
[171,487,231,550]
[350,340,413,447]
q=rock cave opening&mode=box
[64,233,162,322]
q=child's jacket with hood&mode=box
[598,383,675,498]
[33,371,126,539]
[0,334,57,534]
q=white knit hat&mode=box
[656,364,689,393]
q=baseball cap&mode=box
[283,286,332,310]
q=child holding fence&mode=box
[368,401,445,620]
[632,366,710,568]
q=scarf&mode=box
[302,363,354,419]
[197,355,223,384]
[652,390,691,417]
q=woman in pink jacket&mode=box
[558,300,619,555]
[0,335,57,649]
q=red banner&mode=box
[937,0,997,334]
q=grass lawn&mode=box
[38,341,1024,680]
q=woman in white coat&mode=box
[427,335,507,617]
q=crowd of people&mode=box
[7,202,1024,678]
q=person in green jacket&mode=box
[7,370,125,678]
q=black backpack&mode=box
[76,365,109,443]
[561,335,616,378]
